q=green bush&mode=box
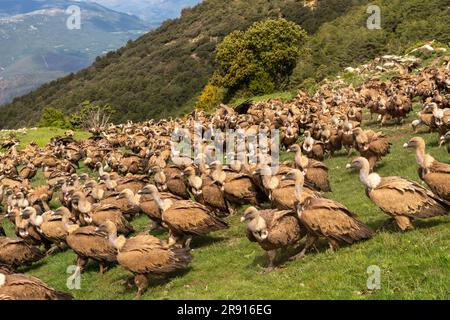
[215,18,308,93]
[38,107,70,128]
[195,83,226,112]
[248,70,276,95]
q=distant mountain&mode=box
[82,0,203,28]
[0,0,148,105]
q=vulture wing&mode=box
[369,177,449,218]
[163,201,228,235]
[300,198,374,244]
[118,234,192,274]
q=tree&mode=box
[214,18,308,92]
[38,107,70,128]
[195,83,226,112]
[69,101,116,131]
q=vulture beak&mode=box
[345,163,352,169]
[403,142,409,148]
[240,216,246,223]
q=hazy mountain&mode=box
[82,0,203,28]
[0,0,148,105]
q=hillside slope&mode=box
[0,0,148,105]
[1,0,449,129]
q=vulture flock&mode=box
[0,56,449,300]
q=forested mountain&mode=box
[1,0,449,129]
[0,0,148,106]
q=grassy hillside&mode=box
[1,108,449,299]
[3,0,448,129]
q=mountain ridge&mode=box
[0,0,149,105]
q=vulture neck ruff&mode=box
[0,273,5,287]
[359,164,381,190]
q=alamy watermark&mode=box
[170,122,280,173]
[367,5,381,30]
[66,265,81,290]
[66,5,81,30]
[366,265,381,290]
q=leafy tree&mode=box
[38,107,70,128]
[215,18,308,92]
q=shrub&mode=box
[195,83,226,112]
[38,107,70,128]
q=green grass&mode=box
[231,91,298,107]
[1,114,449,300]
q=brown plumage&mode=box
[108,222,192,299]
[0,236,44,270]
[163,166,190,199]
[155,190,228,248]
[116,175,149,194]
[0,273,72,300]
[137,185,182,226]
[348,157,450,231]
[256,166,320,210]
[213,162,265,206]
[289,144,331,192]
[65,223,117,276]
[74,193,134,235]
[19,163,37,180]
[87,204,134,235]
[241,207,306,271]
[183,167,230,216]
[404,137,450,201]
[293,197,374,258]
[354,129,391,170]
[36,207,71,252]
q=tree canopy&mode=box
[214,18,308,95]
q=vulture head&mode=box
[241,207,269,241]
[240,206,259,223]
[287,144,301,153]
[116,189,134,200]
[403,137,425,150]
[137,184,159,196]
[346,157,369,171]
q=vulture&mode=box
[404,137,450,201]
[282,170,374,259]
[152,185,228,248]
[288,144,331,192]
[256,166,320,210]
[182,166,231,216]
[35,207,71,253]
[354,128,391,171]
[105,221,192,299]
[210,161,266,207]
[72,192,134,235]
[0,273,73,300]
[135,185,183,229]
[163,165,190,199]
[241,207,306,271]
[17,207,53,251]
[347,157,450,231]
[0,236,44,270]
[65,220,118,280]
